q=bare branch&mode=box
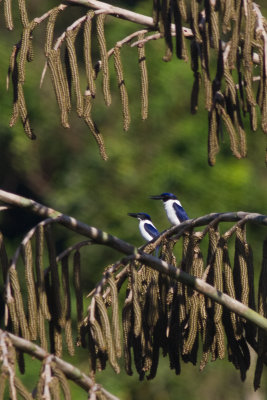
[1,330,119,400]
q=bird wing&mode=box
[144,223,159,238]
[173,202,189,222]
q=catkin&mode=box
[14,377,33,400]
[65,28,83,117]
[22,241,37,340]
[216,103,241,159]
[45,226,62,325]
[47,49,70,128]
[161,0,172,61]
[45,7,60,56]
[137,34,148,120]
[8,266,30,340]
[113,46,131,131]
[0,233,9,281]
[96,14,111,107]
[84,11,96,97]
[122,297,133,376]
[61,256,74,355]
[83,91,108,161]
[17,82,36,139]
[35,225,51,320]
[4,0,13,30]
[208,108,219,166]
[73,251,83,336]
[51,366,71,400]
[95,294,120,373]
[190,0,202,44]
[254,240,267,390]
[18,0,29,27]
[108,276,121,358]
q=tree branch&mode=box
[0,330,119,400]
[1,188,267,331]
[65,0,193,36]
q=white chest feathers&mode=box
[164,199,182,225]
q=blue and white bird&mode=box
[150,192,189,226]
[128,212,159,241]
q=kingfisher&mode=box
[150,192,189,226]
[128,212,160,241]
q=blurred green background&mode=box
[0,0,267,399]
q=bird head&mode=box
[128,212,152,221]
[150,193,177,202]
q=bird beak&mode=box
[128,212,138,218]
[150,195,163,200]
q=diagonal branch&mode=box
[1,188,267,331]
[65,0,193,36]
[1,330,119,400]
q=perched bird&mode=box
[128,212,159,241]
[150,192,189,226]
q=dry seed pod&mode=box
[113,46,131,131]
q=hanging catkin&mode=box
[96,14,111,106]
[208,108,219,166]
[61,256,74,356]
[8,266,30,340]
[161,0,173,61]
[35,225,51,320]
[137,34,148,120]
[107,276,121,358]
[65,27,83,117]
[47,49,70,128]
[73,251,83,337]
[83,90,108,161]
[4,0,13,30]
[22,241,37,340]
[18,0,29,27]
[113,46,131,131]
[254,239,267,390]
[45,7,60,56]
[83,11,96,97]
[95,294,120,373]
